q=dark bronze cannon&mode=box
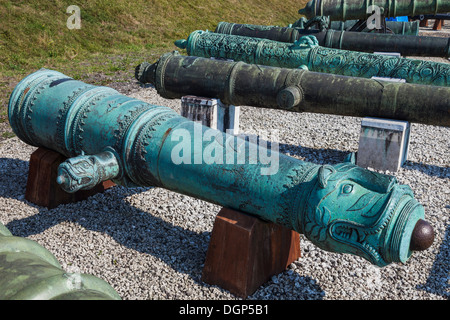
[0,221,121,300]
[215,21,450,58]
[174,30,450,87]
[291,16,420,34]
[136,51,450,127]
[299,0,450,21]
[8,69,435,267]
[410,13,450,21]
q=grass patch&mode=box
[1,131,15,139]
[1,0,306,77]
[0,0,308,132]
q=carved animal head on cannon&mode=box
[300,157,431,266]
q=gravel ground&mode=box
[0,35,449,301]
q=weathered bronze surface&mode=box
[0,221,121,300]
[291,16,420,35]
[215,21,450,57]
[8,69,435,267]
[174,30,450,87]
[299,0,450,21]
[136,52,450,127]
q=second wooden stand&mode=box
[202,207,301,298]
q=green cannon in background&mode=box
[8,69,435,267]
[0,221,121,300]
[174,30,450,87]
[290,16,420,34]
[299,0,450,21]
[136,52,450,126]
[215,21,450,58]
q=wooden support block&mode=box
[433,19,444,30]
[202,207,301,298]
[419,19,428,27]
[25,147,115,209]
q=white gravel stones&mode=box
[0,64,449,300]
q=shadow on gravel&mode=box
[278,143,450,178]
[236,134,350,167]
[0,156,325,299]
[403,160,450,178]
[416,223,450,299]
[278,142,350,165]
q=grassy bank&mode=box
[0,0,305,76]
[0,0,306,134]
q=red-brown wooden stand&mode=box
[25,147,115,209]
[433,19,444,30]
[418,19,444,30]
[202,207,301,298]
[419,19,429,27]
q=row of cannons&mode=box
[3,0,448,299]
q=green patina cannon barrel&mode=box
[215,21,450,57]
[291,17,420,34]
[174,31,450,87]
[8,69,435,267]
[135,52,450,127]
[299,0,450,21]
[0,221,121,300]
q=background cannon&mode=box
[174,30,450,87]
[136,51,450,127]
[298,0,450,21]
[215,21,450,58]
[8,69,435,267]
[0,221,121,300]
[291,16,420,34]
[410,13,450,21]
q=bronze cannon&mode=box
[136,52,450,127]
[7,68,435,267]
[215,21,450,58]
[0,221,121,300]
